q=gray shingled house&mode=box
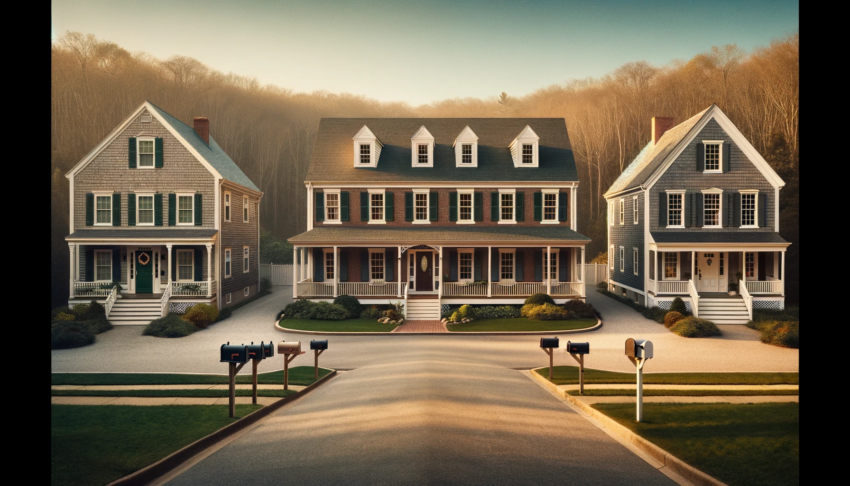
[64,101,263,324]
[604,105,790,324]
[288,119,590,320]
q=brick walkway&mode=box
[392,320,447,333]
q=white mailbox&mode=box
[625,338,653,360]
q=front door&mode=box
[696,252,720,293]
[136,250,153,293]
[415,252,433,291]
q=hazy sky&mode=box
[52,0,798,106]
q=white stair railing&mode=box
[739,281,753,321]
[687,279,700,317]
[160,283,172,317]
[104,286,118,318]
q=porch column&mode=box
[293,246,298,299]
[397,246,402,297]
[691,251,695,283]
[581,247,586,297]
[437,246,443,298]
[742,251,746,283]
[69,244,76,298]
[781,251,785,296]
[166,244,173,285]
[333,246,338,298]
[546,246,552,295]
[206,244,213,297]
[487,246,492,297]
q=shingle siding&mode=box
[607,189,644,292]
[220,184,259,308]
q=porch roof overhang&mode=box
[288,226,591,247]
[649,231,790,252]
[66,229,218,245]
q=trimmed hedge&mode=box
[525,293,555,306]
[333,295,362,318]
[526,303,572,321]
[669,316,722,338]
[280,299,316,319]
[664,311,686,328]
[472,305,521,319]
[562,300,596,319]
[51,322,96,349]
[143,314,200,338]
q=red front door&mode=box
[415,252,433,291]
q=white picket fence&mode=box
[260,263,294,286]
[583,264,608,286]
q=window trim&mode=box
[359,143,371,165]
[461,144,473,165]
[619,198,624,225]
[499,248,516,283]
[136,137,156,169]
[94,249,112,281]
[323,248,336,282]
[702,140,724,173]
[633,247,639,276]
[633,196,639,224]
[226,292,231,304]
[176,193,195,226]
[369,248,386,283]
[224,248,232,278]
[135,192,155,226]
[176,249,194,282]
[609,200,614,226]
[609,245,614,270]
[412,188,431,224]
[224,191,231,222]
[323,189,341,224]
[701,188,724,228]
[543,249,559,283]
[745,251,757,279]
[458,248,474,283]
[541,188,559,224]
[244,287,250,297]
[94,193,113,226]
[368,188,386,224]
[498,189,516,224]
[662,252,680,281]
[243,246,250,273]
[619,246,624,273]
[243,196,249,223]
[457,189,475,224]
[666,190,686,229]
[739,190,759,228]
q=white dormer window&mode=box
[411,126,434,167]
[453,126,479,167]
[352,125,382,168]
[509,126,539,167]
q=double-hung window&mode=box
[741,192,757,227]
[500,250,515,281]
[633,196,639,224]
[243,246,250,273]
[137,195,154,225]
[500,191,515,223]
[370,250,385,281]
[664,252,678,280]
[458,190,473,223]
[745,252,755,278]
[667,192,684,228]
[609,245,614,270]
[619,247,624,272]
[325,191,340,222]
[522,144,533,164]
[414,190,429,222]
[459,249,473,283]
[544,251,558,282]
[703,141,722,172]
[619,199,624,225]
[224,249,231,278]
[610,201,614,226]
[369,190,385,223]
[243,197,249,222]
[95,250,112,281]
[418,144,429,164]
[703,191,722,228]
[542,190,558,223]
[177,250,193,281]
[95,195,112,225]
[224,192,231,222]
[177,195,194,225]
[325,250,335,281]
[360,144,371,165]
[138,139,154,168]
[462,144,472,164]
[633,248,639,276]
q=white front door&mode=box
[696,252,723,292]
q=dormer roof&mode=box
[452,126,479,147]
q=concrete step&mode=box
[110,319,155,326]
[699,304,748,310]
[700,298,744,302]
[699,311,750,317]
[707,318,751,325]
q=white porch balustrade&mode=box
[745,280,782,294]
[443,282,488,297]
[656,281,689,294]
[73,281,114,297]
[171,281,210,296]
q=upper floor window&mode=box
[95,195,112,225]
[325,192,340,222]
[703,141,723,172]
[243,246,250,273]
[609,245,614,270]
[224,192,231,222]
[633,248,639,276]
[243,196,249,222]
[411,126,434,167]
[462,144,472,164]
[741,192,757,227]
[543,192,558,222]
[178,195,194,225]
[138,139,155,168]
[609,201,614,226]
[454,126,478,167]
[353,125,381,168]
[501,192,514,222]
[619,247,624,272]
[418,144,429,164]
[370,191,384,222]
[458,190,474,223]
[510,125,539,167]
[703,192,722,227]
[667,192,684,228]
[415,192,429,222]
[522,144,533,164]
[137,195,154,225]
[619,199,624,225]
[360,144,371,164]
[633,196,639,224]
[224,248,232,278]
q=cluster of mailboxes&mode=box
[310,340,328,350]
[539,338,590,354]
[221,341,274,364]
[625,338,653,359]
[278,342,302,354]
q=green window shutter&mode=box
[360,192,368,222]
[168,193,176,226]
[722,143,731,173]
[194,194,202,226]
[85,193,94,226]
[154,138,163,168]
[429,192,438,221]
[558,193,567,221]
[659,191,667,226]
[473,249,482,281]
[339,250,349,282]
[128,137,136,168]
[491,192,499,221]
[127,194,136,226]
[696,193,704,227]
[534,250,542,281]
[759,193,767,227]
[112,248,121,283]
[727,193,733,226]
[386,248,395,281]
[490,249,499,282]
[696,143,704,171]
[516,192,524,221]
[733,193,741,227]
[516,251,524,282]
[194,249,203,281]
[340,191,350,221]
[85,247,94,281]
[385,192,394,222]
[314,249,324,282]
[449,192,457,222]
[405,192,413,221]
[154,194,163,226]
[316,192,325,222]
[112,193,121,226]
[533,192,542,221]
[449,251,457,281]
[360,249,369,281]
[473,192,482,222]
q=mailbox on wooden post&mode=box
[220,342,249,418]
[540,337,559,380]
[246,341,273,405]
[310,340,328,380]
[566,341,590,394]
[625,338,654,422]
[278,341,305,390]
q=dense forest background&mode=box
[51,32,798,307]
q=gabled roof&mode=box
[306,118,577,183]
[452,126,478,148]
[288,225,590,245]
[650,231,789,245]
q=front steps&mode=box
[406,298,441,320]
[108,298,162,325]
[698,297,750,325]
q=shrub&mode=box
[385,308,400,321]
[458,304,476,319]
[313,302,351,320]
[260,278,272,292]
[524,293,555,306]
[281,299,315,319]
[51,322,96,349]
[473,305,521,319]
[520,303,537,317]
[641,306,667,324]
[669,297,688,315]
[52,306,74,321]
[333,295,362,318]
[442,306,458,318]
[143,314,200,338]
[360,306,383,320]
[183,303,219,329]
[597,281,607,289]
[449,311,460,322]
[82,316,113,334]
[664,311,686,328]
[526,303,571,321]
[72,303,90,319]
[669,317,722,338]
[562,300,596,318]
[55,312,76,322]
[753,320,799,348]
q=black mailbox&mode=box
[263,341,274,358]
[566,341,590,354]
[540,337,559,349]
[246,341,266,360]
[310,340,328,350]
[220,342,249,363]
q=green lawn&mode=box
[52,404,262,486]
[535,365,799,385]
[564,388,798,396]
[280,318,398,332]
[592,403,799,486]
[51,366,332,386]
[447,317,597,332]
[52,389,297,398]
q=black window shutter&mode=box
[85,247,93,281]
[168,194,176,226]
[339,250,349,282]
[491,192,499,221]
[386,249,395,281]
[649,251,655,280]
[86,193,94,226]
[696,143,704,171]
[733,193,741,226]
[154,194,163,226]
[128,194,136,226]
[194,249,203,281]
[474,249,482,281]
[533,192,542,221]
[516,251,524,282]
[559,251,568,281]
[558,193,568,221]
[490,249,499,282]
[473,192,482,221]
[430,192,438,221]
[722,143,731,173]
[341,192,349,221]
[360,191,368,222]
[516,192,524,221]
[696,193,704,227]
[194,194,202,226]
[128,137,136,168]
[385,192,394,222]
[684,193,693,227]
[449,192,457,221]
[659,191,666,226]
[449,251,458,281]
[759,193,767,227]
[360,249,369,281]
[112,193,121,226]
[316,192,325,222]
[727,193,733,226]
[534,250,542,281]
[155,138,163,168]
[315,248,324,282]
[112,248,121,283]
[405,192,414,221]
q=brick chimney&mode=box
[193,117,209,145]
[651,116,675,145]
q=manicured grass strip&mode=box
[447,317,597,332]
[592,403,799,486]
[564,388,798,396]
[52,366,332,386]
[536,365,799,385]
[280,318,398,332]
[52,404,262,486]
[52,389,297,398]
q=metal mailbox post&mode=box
[566,341,590,394]
[246,341,273,405]
[540,337,560,380]
[310,340,328,380]
[220,342,250,418]
[277,341,304,390]
[624,338,654,422]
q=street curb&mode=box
[105,369,338,486]
[274,316,602,336]
[528,370,727,486]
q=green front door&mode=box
[136,251,153,293]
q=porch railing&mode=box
[104,286,118,318]
[688,279,700,317]
[296,281,333,297]
[549,282,583,296]
[443,282,488,297]
[73,281,113,297]
[491,282,545,296]
[745,280,782,294]
[171,281,210,296]
[656,280,689,294]
[160,282,171,317]
[739,280,754,321]
[338,282,401,297]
